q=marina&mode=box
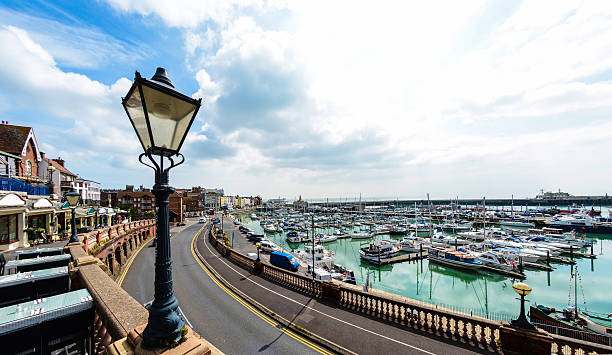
[232,204,612,323]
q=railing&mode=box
[339,283,500,351]
[551,334,612,355]
[207,230,612,355]
[533,321,612,347]
[0,176,49,195]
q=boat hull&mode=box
[427,256,483,270]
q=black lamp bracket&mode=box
[138,149,185,185]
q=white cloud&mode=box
[0,25,145,182]
[0,7,144,69]
[178,2,612,197]
[104,0,268,27]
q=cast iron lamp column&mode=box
[511,282,536,330]
[65,190,80,243]
[122,67,201,349]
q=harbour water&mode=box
[237,214,611,322]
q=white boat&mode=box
[263,224,277,232]
[351,231,373,239]
[294,244,335,269]
[250,213,258,220]
[399,235,429,252]
[359,240,400,262]
[439,222,472,233]
[499,220,534,228]
[286,231,301,243]
[430,234,470,248]
[427,247,484,270]
[316,234,338,243]
[475,251,518,272]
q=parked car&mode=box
[259,240,279,253]
[269,251,299,271]
[199,218,206,223]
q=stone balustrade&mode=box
[76,219,156,278]
[208,230,612,355]
[64,221,220,354]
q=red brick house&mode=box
[0,123,42,180]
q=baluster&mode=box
[474,324,484,349]
[440,316,448,337]
[550,342,559,355]
[423,312,431,332]
[433,314,439,335]
[460,320,468,343]
[382,301,388,320]
[467,322,475,346]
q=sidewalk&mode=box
[196,217,483,355]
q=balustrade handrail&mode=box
[78,219,155,253]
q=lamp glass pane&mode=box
[66,194,79,207]
[141,85,197,152]
[123,87,152,150]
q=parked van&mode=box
[259,240,279,253]
[269,251,299,271]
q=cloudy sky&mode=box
[1,1,611,200]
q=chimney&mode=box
[53,157,65,167]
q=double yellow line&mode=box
[190,229,334,355]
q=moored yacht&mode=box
[359,240,401,263]
[427,247,484,270]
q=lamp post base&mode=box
[141,296,185,349]
[500,323,552,355]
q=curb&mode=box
[192,225,356,355]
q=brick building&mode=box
[116,185,183,223]
[169,192,183,222]
[0,123,42,181]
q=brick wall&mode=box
[19,138,38,177]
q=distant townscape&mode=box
[0,122,261,252]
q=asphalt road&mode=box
[121,219,322,354]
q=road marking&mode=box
[199,227,436,355]
[117,235,155,287]
[190,229,334,355]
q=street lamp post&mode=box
[122,67,202,349]
[511,282,536,330]
[47,165,55,183]
[65,190,80,243]
[256,242,261,261]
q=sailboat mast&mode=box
[483,197,487,239]
[574,267,578,318]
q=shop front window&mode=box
[28,214,46,229]
[0,214,18,243]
